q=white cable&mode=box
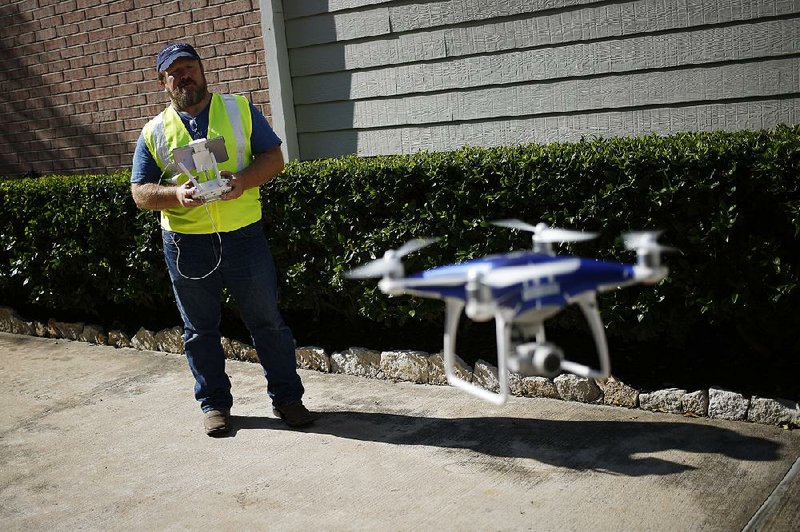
[171,204,224,281]
[170,155,225,281]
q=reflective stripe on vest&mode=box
[143,94,260,234]
[221,94,246,170]
[143,113,173,180]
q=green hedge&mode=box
[265,126,800,357]
[0,173,173,325]
[0,126,798,392]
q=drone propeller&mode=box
[345,260,396,279]
[623,231,676,269]
[491,219,540,233]
[395,237,440,257]
[492,219,597,254]
[492,219,598,242]
[622,231,676,253]
[345,237,440,279]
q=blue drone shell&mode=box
[405,251,636,316]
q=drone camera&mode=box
[510,342,564,378]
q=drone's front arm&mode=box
[560,292,611,379]
[443,299,511,405]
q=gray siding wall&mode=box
[283,0,800,160]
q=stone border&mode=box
[1,306,797,429]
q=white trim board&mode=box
[259,0,299,161]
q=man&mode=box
[130,42,313,435]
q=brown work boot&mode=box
[273,401,315,427]
[203,409,231,436]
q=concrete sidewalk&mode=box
[1,332,798,531]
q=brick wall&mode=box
[0,0,271,177]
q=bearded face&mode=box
[162,59,209,111]
[167,74,208,110]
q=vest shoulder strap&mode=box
[219,94,250,171]
[143,111,173,178]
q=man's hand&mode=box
[176,181,205,208]
[131,181,202,211]
[219,171,245,201]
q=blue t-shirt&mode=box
[131,96,282,184]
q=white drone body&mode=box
[347,221,672,405]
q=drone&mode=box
[346,220,671,405]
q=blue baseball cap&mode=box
[156,42,200,72]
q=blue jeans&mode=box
[162,221,303,413]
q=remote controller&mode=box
[172,137,233,203]
[192,177,231,203]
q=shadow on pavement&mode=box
[229,410,782,477]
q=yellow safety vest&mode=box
[142,93,261,234]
